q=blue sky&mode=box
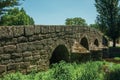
[20,0,97,25]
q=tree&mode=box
[89,23,99,30]
[95,0,120,47]
[0,0,23,15]
[0,8,34,25]
[65,17,87,26]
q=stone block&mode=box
[55,26,61,32]
[16,43,28,52]
[34,25,41,34]
[0,41,6,47]
[32,50,40,55]
[0,65,7,74]
[61,26,65,32]
[42,55,49,60]
[23,56,33,62]
[37,65,46,71]
[1,60,10,64]
[7,63,20,71]
[49,26,56,33]
[0,27,8,39]
[38,34,44,40]
[27,65,37,72]
[45,34,51,38]
[40,26,45,34]
[32,41,43,50]
[28,35,40,41]
[46,39,53,45]
[20,62,30,69]
[40,26,49,34]
[39,50,47,55]
[40,39,47,46]
[24,26,34,36]
[22,51,32,57]
[17,36,28,43]
[50,33,56,38]
[0,26,13,39]
[6,38,18,45]
[11,53,22,58]
[33,55,40,61]
[0,47,4,54]
[8,26,14,38]
[1,54,11,60]
[14,58,23,62]
[27,42,36,51]
[37,60,47,66]
[4,45,16,53]
[13,26,24,37]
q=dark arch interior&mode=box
[80,37,89,50]
[102,36,108,46]
[50,45,69,64]
[94,39,99,47]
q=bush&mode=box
[78,61,104,80]
[105,64,120,80]
[1,61,120,80]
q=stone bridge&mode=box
[0,25,108,74]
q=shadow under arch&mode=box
[50,45,69,64]
[102,36,108,46]
[94,39,99,47]
[80,37,89,50]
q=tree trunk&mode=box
[113,38,116,47]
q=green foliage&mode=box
[0,0,23,15]
[78,62,104,80]
[65,17,87,26]
[52,61,76,80]
[1,72,27,80]
[105,63,120,80]
[95,0,120,47]
[89,23,99,30]
[0,7,34,26]
[114,57,120,60]
[1,61,120,80]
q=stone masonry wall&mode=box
[0,25,103,75]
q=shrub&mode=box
[105,64,120,80]
[1,61,120,80]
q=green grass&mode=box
[114,57,120,60]
[0,61,120,80]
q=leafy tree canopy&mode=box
[89,23,99,30]
[65,17,87,26]
[0,7,34,26]
[95,0,120,47]
[0,0,23,15]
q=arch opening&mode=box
[102,36,108,46]
[50,45,69,64]
[80,37,89,50]
[94,39,99,47]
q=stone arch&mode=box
[80,37,89,50]
[94,39,99,47]
[50,44,70,64]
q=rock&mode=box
[4,45,16,53]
